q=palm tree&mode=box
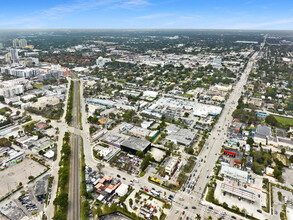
[195,214,201,220]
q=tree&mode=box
[265,115,279,127]
[252,162,262,175]
[96,163,105,171]
[136,151,144,158]
[141,153,153,171]
[281,148,286,155]
[53,192,68,209]
[0,138,11,148]
[273,167,282,181]
[246,136,254,146]
[53,209,67,220]
[195,214,201,220]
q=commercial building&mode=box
[28,137,55,152]
[165,157,180,175]
[143,91,158,98]
[220,163,248,183]
[101,134,125,148]
[99,147,120,162]
[119,123,158,139]
[155,97,222,118]
[121,136,151,154]
[220,183,255,202]
[165,125,198,146]
[223,147,243,165]
[0,150,27,168]
[115,183,129,197]
[86,98,115,107]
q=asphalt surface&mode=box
[68,78,81,220]
[167,37,267,220]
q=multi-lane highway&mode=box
[167,37,267,220]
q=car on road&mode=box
[257,209,262,213]
[184,206,188,209]
[123,177,126,180]
[208,206,213,210]
[192,206,196,209]
[231,216,236,219]
[117,174,121,178]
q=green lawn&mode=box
[274,115,293,127]
[33,84,43,89]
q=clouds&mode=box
[137,13,173,19]
[0,0,152,28]
[0,0,292,29]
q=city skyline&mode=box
[1,0,293,29]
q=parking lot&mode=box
[109,152,142,175]
[272,186,293,219]
[125,189,171,219]
[214,179,266,219]
[0,159,47,198]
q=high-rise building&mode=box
[19,39,27,48]
[12,38,27,48]
[8,49,19,63]
[12,39,19,48]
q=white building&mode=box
[220,163,248,183]
[165,157,179,175]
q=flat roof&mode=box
[121,136,150,152]
[221,183,255,201]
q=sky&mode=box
[1,0,293,29]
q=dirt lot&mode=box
[282,168,293,188]
[0,159,47,198]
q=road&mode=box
[67,77,81,220]
[167,37,267,220]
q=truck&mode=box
[151,190,160,197]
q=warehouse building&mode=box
[121,136,151,154]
